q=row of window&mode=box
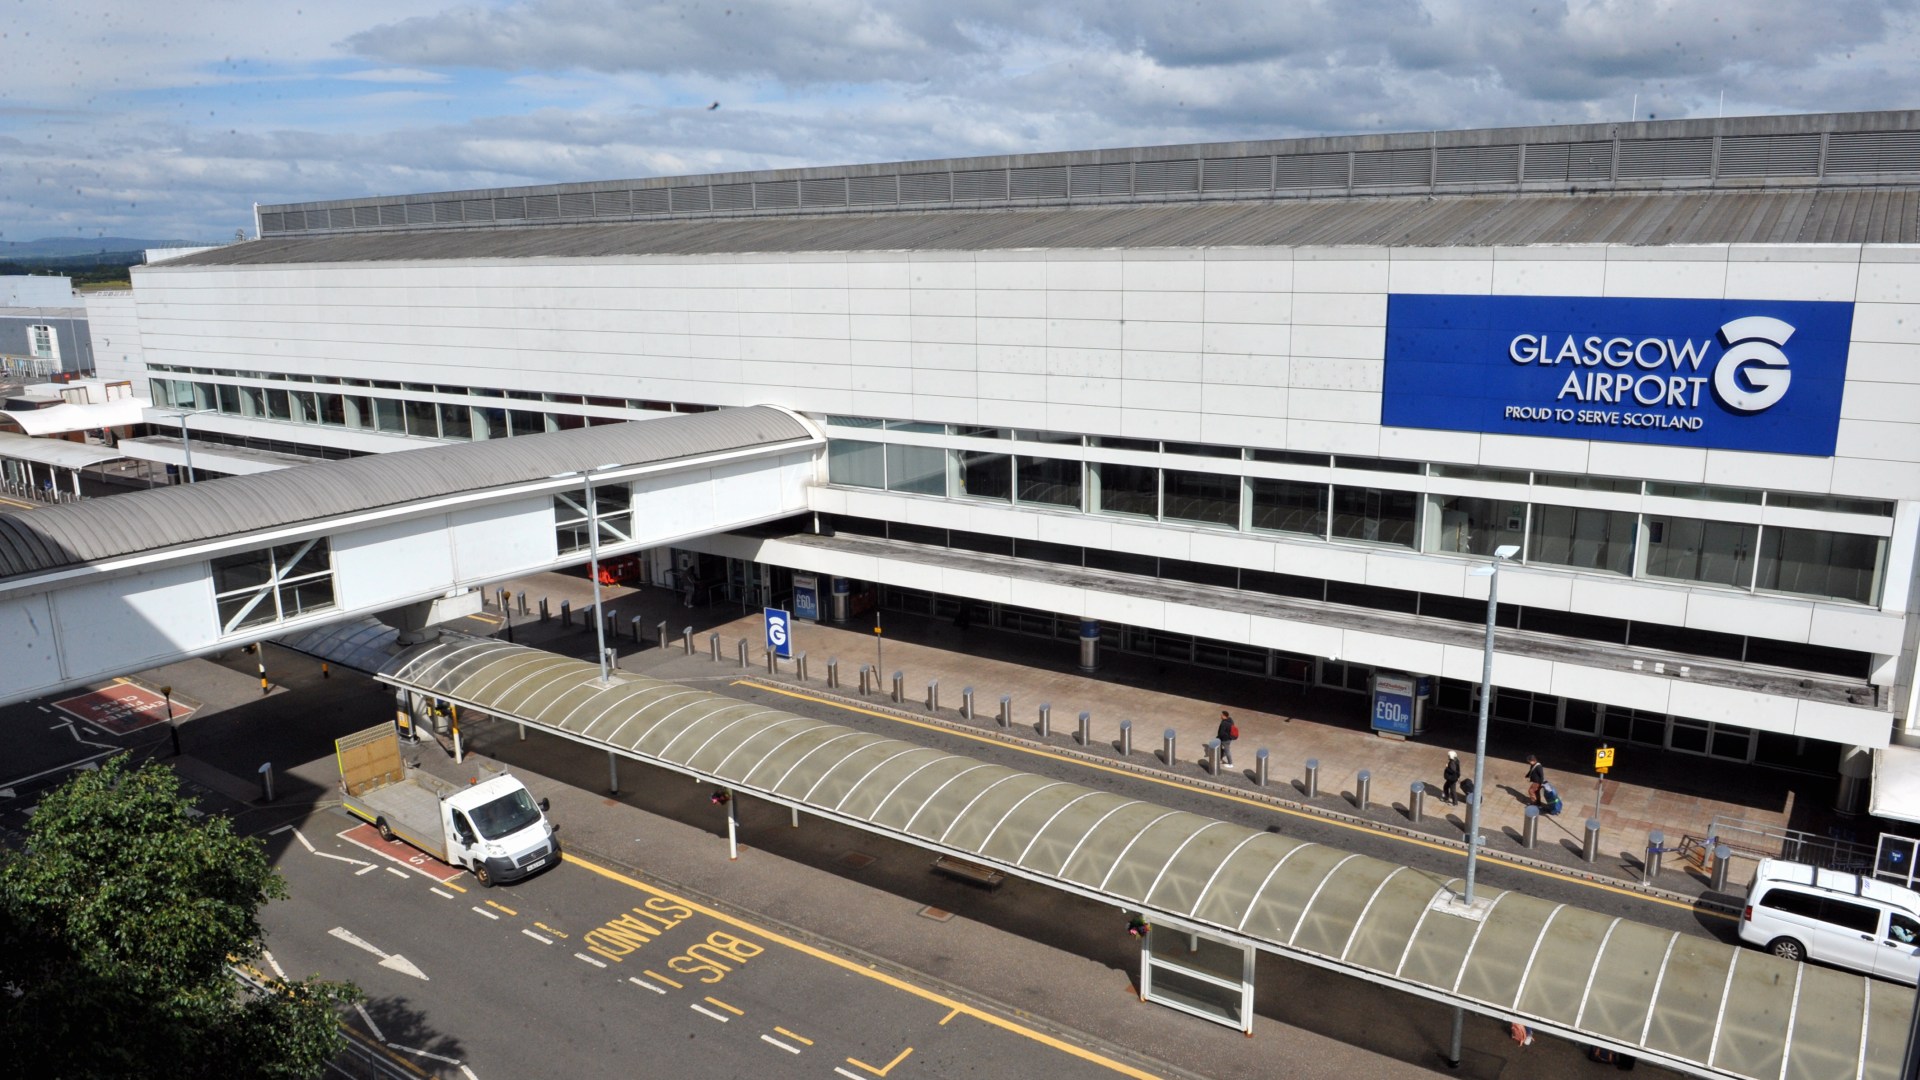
[827,516,1870,679]
[827,439,1888,605]
[209,538,336,633]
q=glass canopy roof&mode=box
[379,636,1908,1079]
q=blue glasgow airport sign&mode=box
[1381,295,1855,456]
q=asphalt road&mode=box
[259,813,1171,1080]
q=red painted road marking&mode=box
[51,685,195,735]
[338,823,466,883]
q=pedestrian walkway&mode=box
[481,571,1846,904]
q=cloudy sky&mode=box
[3,0,1916,243]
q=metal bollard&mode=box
[658,621,669,651]
[1583,818,1602,864]
[1119,720,1133,757]
[1522,805,1540,848]
[1035,702,1049,737]
[560,599,571,626]
[497,587,507,611]
[1304,758,1320,798]
[606,610,618,640]
[683,627,695,654]
[1356,769,1371,811]
[1004,697,1017,729]
[1710,844,1733,892]
[766,648,776,674]
[1206,739,1222,775]
[518,592,529,616]
[1255,748,1270,787]
[630,616,644,643]
[891,671,904,703]
[1077,710,1090,747]
[1408,780,1424,822]
[257,762,275,803]
[540,597,550,622]
[859,664,872,695]
[827,659,840,689]
[1162,728,1177,768]
[737,639,749,668]
[1644,830,1665,884]
[925,680,938,712]
[960,687,974,720]
[709,633,721,661]
[797,653,808,681]
[604,646,617,671]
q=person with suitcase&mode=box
[1525,755,1546,806]
[1215,710,1238,766]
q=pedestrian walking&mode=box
[1525,754,1546,806]
[681,566,700,608]
[1216,710,1238,766]
[1442,750,1461,805]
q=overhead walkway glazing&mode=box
[376,634,1909,1079]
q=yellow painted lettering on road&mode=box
[667,931,765,984]
[847,1046,913,1077]
[582,899,695,961]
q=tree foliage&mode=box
[0,755,360,1079]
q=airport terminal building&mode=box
[88,110,1920,810]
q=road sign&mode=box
[1595,745,1615,774]
[764,607,793,659]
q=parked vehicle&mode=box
[1738,858,1920,984]
[336,722,559,887]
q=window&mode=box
[1757,888,1822,920]
[403,398,439,438]
[1889,914,1919,946]
[1016,456,1081,509]
[1094,462,1158,518]
[1330,487,1417,548]
[1429,495,1527,557]
[827,440,884,488]
[1528,504,1636,575]
[1249,478,1328,538]
[884,443,946,495]
[373,398,406,434]
[509,410,549,438]
[1164,470,1239,527]
[210,538,335,633]
[438,402,472,440]
[28,325,55,359]
[552,483,631,554]
[1757,527,1883,605]
[1644,516,1756,588]
[954,448,1011,501]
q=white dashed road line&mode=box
[575,953,607,969]
[355,1003,385,1043]
[627,976,667,994]
[471,906,499,920]
[430,887,455,899]
[690,1004,731,1023]
[521,929,552,944]
[760,1035,800,1054]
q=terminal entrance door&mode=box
[1139,920,1254,1033]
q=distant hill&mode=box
[0,237,211,259]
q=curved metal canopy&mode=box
[378,635,1908,1080]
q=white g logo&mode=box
[1713,316,1794,413]
[767,616,788,648]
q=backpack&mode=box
[1229,723,1240,740]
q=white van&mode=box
[1738,859,1920,984]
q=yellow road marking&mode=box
[846,1047,913,1077]
[567,853,1165,1080]
[775,1026,814,1045]
[442,880,467,894]
[536,921,569,938]
[939,1008,961,1026]
[486,900,518,916]
[742,681,1729,920]
[705,996,744,1016]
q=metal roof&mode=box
[162,189,1920,271]
[379,634,1909,1079]
[0,432,128,470]
[0,406,817,580]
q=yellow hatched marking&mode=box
[704,996,744,1016]
[774,1026,813,1045]
[846,1047,913,1077]
[644,969,683,989]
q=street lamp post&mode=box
[1462,543,1519,907]
[156,409,204,483]
[556,464,622,685]
[162,685,179,758]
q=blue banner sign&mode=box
[764,607,792,659]
[1371,672,1415,737]
[1383,294,1854,456]
[792,574,819,622]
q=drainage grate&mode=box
[838,851,876,869]
[918,906,955,922]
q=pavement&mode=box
[479,569,1850,910]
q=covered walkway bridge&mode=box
[377,634,1910,1079]
[0,407,821,704]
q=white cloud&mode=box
[0,0,1915,240]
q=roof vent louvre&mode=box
[378,203,407,226]
[634,188,669,213]
[849,175,897,204]
[1070,162,1131,196]
[1353,148,1431,187]
[800,178,847,206]
[593,190,631,215]
[525,194,560,219]
[711,182,755,210]
[755,180,799,208]
[1135,159,1199,193]
[1009,166,1068,199]
[1617,136,1713,178]
[1436,145,1519,184]
[669,185,710,212]
[351,206,379,228]
[953,169,1009,201]
[899,172,952,203]
[1202,156,1272,191]
[1718,134,1821,176]
[1523,141,1613,181]
[406,202,435,225]
[1274,152,1348,189]
[432,201,461,223]
[1827,130,1920,173]
[557,192,594,217]
[460,198,493,222]
[492,196,527,220]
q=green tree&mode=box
[0,754,360,1079]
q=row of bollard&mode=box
[682,628,1717,881]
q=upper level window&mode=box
[211,539,335,633]
[28,325,56,359]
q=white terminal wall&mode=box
[114,243,1920,728]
